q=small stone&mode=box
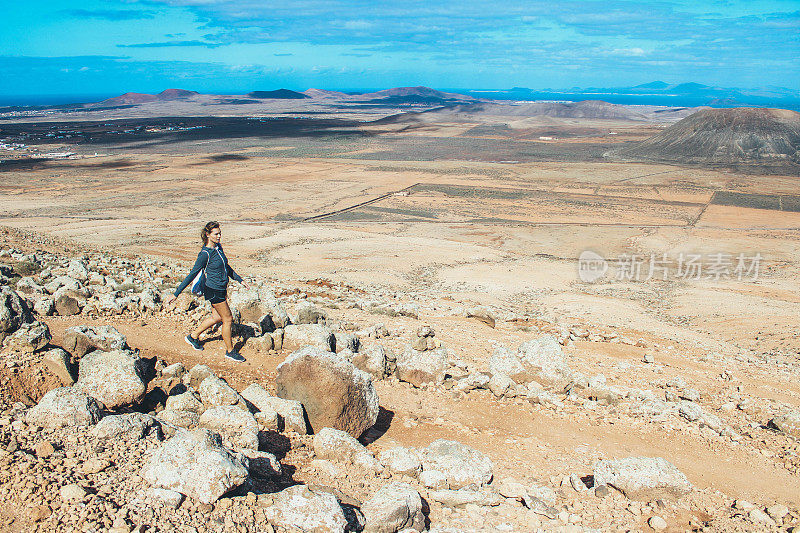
[648,516,667,531]
[749,508,776,526]
[60,484,87,501]
[595,485,610,498]
[766,504,788,521]
[34,440,55,458]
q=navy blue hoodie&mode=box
[174,245,242,296]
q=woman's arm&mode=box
[226,263,244,283]
[173,251,209,297]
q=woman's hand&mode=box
[166,294,177,306]
[241,281,251,290]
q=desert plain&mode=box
[0,92,798,531]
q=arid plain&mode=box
[1,92,799,531]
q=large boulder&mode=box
[362,482,426,533]
[351,344,388,380]
[282,324,336,352]
[0,287,32,343]
[264,485,347,533]
[295,300,327,324]
[67,259,89,282]
[276,346,379,437]
[62,325,128,357]
[240,383,307,434]
[491,335,570,389]
[26,387,101,428]
[395,346,448,387]
[378,447,422,477]
[198,405,259,451]
[229,287,288,329]
[198,375,247,409]
[313,427,380,471]
[53,287,82,316]
[420,439,493,490]
[75,349,148,409]
[3,320,50,353]
[165,391,205,414]
[593,456,692,501]
[142,428,249,504]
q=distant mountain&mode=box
[463,83,800,111]
[357,86,475,102]
[303,88,350,99]
[158,89,199,99]
[247,89,310,99]
[618,107,800,173]
[99,89,198,105]
[634,81,670,89]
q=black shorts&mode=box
[203,286,227,304]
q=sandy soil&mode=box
[1,103,799,529]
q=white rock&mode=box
[313,427,381,471]
[378,447,422,477]
[593,456,692,500]
[264,485,347,533]
[91,413,159,440]
[75,349,147,409]
[142,428,248,504]
[198,405,259,450]
[27,387,101,428]
[240,383,307,434]
[420,439,493,490]
[362,482,425,533]
[396,346,448,387]
[198,375,246,409]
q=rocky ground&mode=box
[0,226,798,532]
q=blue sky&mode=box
[1,0,798,96]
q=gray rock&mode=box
[276,346,379,437]
[165,391,205,414]
[54,287,82,316]
[62,325,128,357]
[527,482,557,507]
[60,484,87,501]
[75,349,147,409]
[491,335,570,388]
[43,348,76,385]
[187,364,215,389]
[455,372,491,392]
[313,427,381,471]
[0,287,33,342]
[198,405,259,450]
[198,375,246,409]
[296,300,327,324]
[396,346,448,387]
[517,335,570,389]
[351,344,389,380]
[157,409,200,430]
[335,331,360,353]
[420,439,493,490]
[271,328,284,350]
[282,324,336,352]
[27,387,101,428]
[4,320,50,353]
[264,485,347,533]
[67,259,89,282]
[362,482,425,533]
[488,373,516,398]
[770,411,800,439]
[678,401,703,422]
[240,383,307,434]
[593,456,692,500]
[378,447,422,477]
[142,428,249,504]
[91,413,160,440]
[229,287,289,329]
[33,297,55,316]
[139,288,162,312]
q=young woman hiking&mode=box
[167,221,249,362]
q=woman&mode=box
[168,221,249,362]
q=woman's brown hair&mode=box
[201,221,220,245]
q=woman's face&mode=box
[208,227,221,245]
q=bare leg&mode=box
[192,306,221,340]
[212,300,234,352]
